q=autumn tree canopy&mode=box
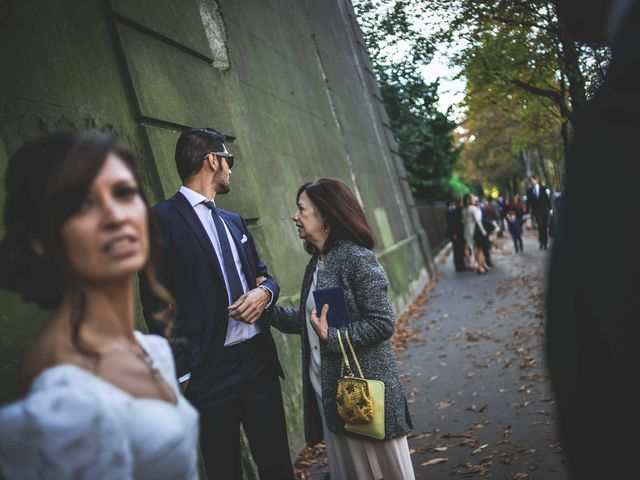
[354,0,610,197]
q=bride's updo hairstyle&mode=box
[0,131,174,347]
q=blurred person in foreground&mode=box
[0,131,199,479]
[266,179,415,479]
[547,0,640,478]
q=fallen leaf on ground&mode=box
[466,404,488,413]
[471,444,489,455]
[420,457,448,467]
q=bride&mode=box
[0,131,199,479]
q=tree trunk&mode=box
[536,145,553,191]
[557,19,588,121]
[560,119,570,187]
[521,149,533,178]
[552,153,563,193]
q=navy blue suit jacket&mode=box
[139,192,284,406]
[526,186,551,215]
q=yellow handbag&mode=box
[336,331,386,440]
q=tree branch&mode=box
[509,78,574,122]
[492,15,558,35]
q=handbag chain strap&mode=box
[337,330,365,379]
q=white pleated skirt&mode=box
[313,388,415,480]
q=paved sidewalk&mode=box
[303,231,569,479]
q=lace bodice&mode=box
[0,332,199,479]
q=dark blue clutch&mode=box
[313,286,351,329]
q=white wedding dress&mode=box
[0,332,200,479]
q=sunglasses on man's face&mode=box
[203,151,234,169]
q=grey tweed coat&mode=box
[266,240,413,446]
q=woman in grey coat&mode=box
[266,179,414,479]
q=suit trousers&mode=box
[452,237,466,272]
[198,334,294,480]
[535,212,549,247]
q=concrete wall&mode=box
[0,0,433,471]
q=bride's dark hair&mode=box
[0,131,175,355]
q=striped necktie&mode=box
[202,200,245,303]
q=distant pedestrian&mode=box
[445,199,467,272]
[509,193,526,223]
[478,199,495,267]
[491,197,505,238]
[505,210,523,253]
[526,175,551,249]
[462,194,489,274]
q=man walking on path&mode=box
[140,128,294,479]
[525,175,551,249]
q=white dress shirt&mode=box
[179,186,268,350]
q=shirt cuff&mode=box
[178,373,191,384]
[258,285,274,308]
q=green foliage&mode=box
[426,0,610,194]
[448,173,472,197]
[457,27,566,194]
[354,0,465,200]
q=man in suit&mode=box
[547,0,640,478]
[140,128,294,479]
[525,175,551,249]
[445,199,467,272]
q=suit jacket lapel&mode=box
[169,192,225,283]
[218,210,254,281]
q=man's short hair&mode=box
[175,128,226,181]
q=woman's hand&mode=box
[310,304,330,342]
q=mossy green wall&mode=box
[0,0,433,474]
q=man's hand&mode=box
[229,287,270,324]
[256,276,267,285]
